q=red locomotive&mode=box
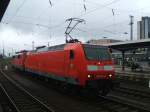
[12,42,115,95]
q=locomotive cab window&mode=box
[83,44,111,60]
[70,50,74,59]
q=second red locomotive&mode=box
[12,42,115,95]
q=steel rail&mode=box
[0,69,55,112]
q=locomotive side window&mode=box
[70,50,74,59]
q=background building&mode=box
[137,17,150,40]
[137,17,150,66]
[86,39,122,45]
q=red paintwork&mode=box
[11,52,26,69]
[11,43,115,86]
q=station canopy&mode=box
[106,39,150,51]
[0,0,10,22]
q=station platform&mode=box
[115,67,150,79]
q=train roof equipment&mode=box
[65,18,85,43]
[15,50,28,54]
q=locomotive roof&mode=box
[35,44,65,52]
[29,43,108,53]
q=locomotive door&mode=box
[64,50,74,76]
[22,52,27,71]
[68,50,75,76]
[64,50,70,77]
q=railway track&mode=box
[0,84,18,112]
[108,86,150,111]
[113,86,150,99]
[1,69,150,112]
[6,70,150,112]
[0,70,54,112]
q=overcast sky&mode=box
[1,0,150,55]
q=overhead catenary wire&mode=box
[8,0,27,23]
[1,20,65,30]
[82,0,150,18]
[78,0,121,18]
[65,16,129,40]
[2,0,135,54]
[112,9,115,16]
[48,0,52,7]
[83,0,86,12]
[2,0,140,42]
[65,19,129,38]
[17,3,127,35]
[77,0,121,37]
[2,0,125,34]
[62,0,123,38]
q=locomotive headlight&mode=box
[88,74,91,78]
[109,74,112,77]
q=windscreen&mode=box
[83,45,111,60]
